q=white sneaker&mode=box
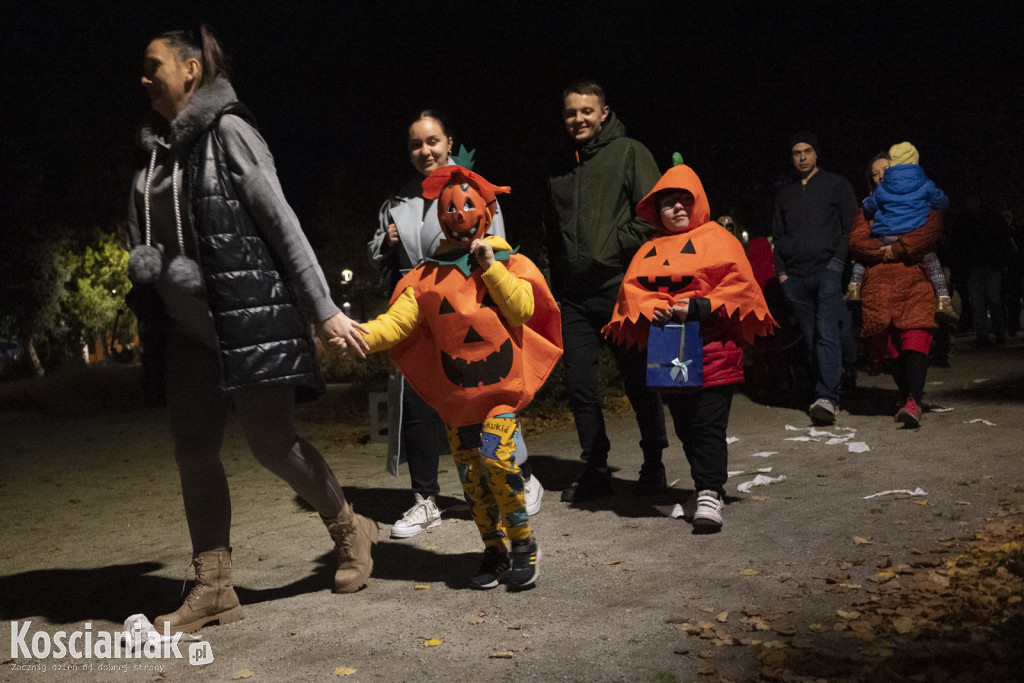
[390,493,442,539]
[693,490,723,530]
[524,475,544,516]
[809,398,837,426]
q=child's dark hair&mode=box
[155,24,230,87]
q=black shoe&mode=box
[560,468,613,502]
[468,547,510,590]
[636,462,667,495]
[503,538,540,591]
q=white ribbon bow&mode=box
[670,357,692,382]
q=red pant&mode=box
[867,326,932,361]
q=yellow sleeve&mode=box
[480,261,534,327]
[362,287,420,352]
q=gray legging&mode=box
[165,334,346,553]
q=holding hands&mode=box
[319,312,369,358]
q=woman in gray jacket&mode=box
[126,26,375,633]
[368,111,543,539]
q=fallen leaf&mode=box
[469,617,485,625]
[915,500,929,506]
[423,638,443,647]
[334,666,357,677]
[233,671,254,680]
[489,651,514,659]
[602,559,621,566]
[875,571,897,580]
[740,616,770,631]
[740,568,761,576]
[891,616,914,634]
[414,584,430,590]
[698,659,717,675]
[836,610,861,620]
[854,536,874,545]
[808,623,823,632]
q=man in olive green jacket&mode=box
[543,79,668,502]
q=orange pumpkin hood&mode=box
[388,239,562,426]
[604,166,776,349]
[636,164,711,231]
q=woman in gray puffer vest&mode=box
[125,26,376,634]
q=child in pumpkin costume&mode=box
[603,165,775,531]
[358,166,562,589]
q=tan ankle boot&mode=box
[845,282,862,302]
[324,503,379,593]
[936,295,959,323]
[154,549,244,634]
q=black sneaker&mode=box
[636,462,667,495]
[560,467,614,503]
[468,547,510,590]
[503,538,540,591]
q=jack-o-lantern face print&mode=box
[635,239,696,294]
[433,290,514,388]
[440,182,492,244]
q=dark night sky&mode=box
[3,1,1022,277]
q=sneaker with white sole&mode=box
[809,397,837,426]
[523,475,543,516]
[503,537,541,591]
[469,546,510,590]
[390,493,442,539]
[693,490,724,531]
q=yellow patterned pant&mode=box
[447,413,531,549]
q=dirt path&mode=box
[2,336,1023,681]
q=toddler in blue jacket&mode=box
[847,142,956,322]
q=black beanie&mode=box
[788,131,819,154]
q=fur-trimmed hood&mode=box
[138,77,237,152]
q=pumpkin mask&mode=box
[422,165,510,243]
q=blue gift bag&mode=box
[647,322,704,389]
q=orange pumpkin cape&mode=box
[603,165,776,350]
[388,236,563,427]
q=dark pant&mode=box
[165,334,346,554]
[560,286,668,469]
[401,381,448,498]
[663,385,733,496]
[969,265,1005,342]
[780,269,844,404]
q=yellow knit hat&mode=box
[889,141,920,166]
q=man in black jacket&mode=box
[543,79,668,501]
[772,131,858,425]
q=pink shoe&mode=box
[895,397,922,428]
